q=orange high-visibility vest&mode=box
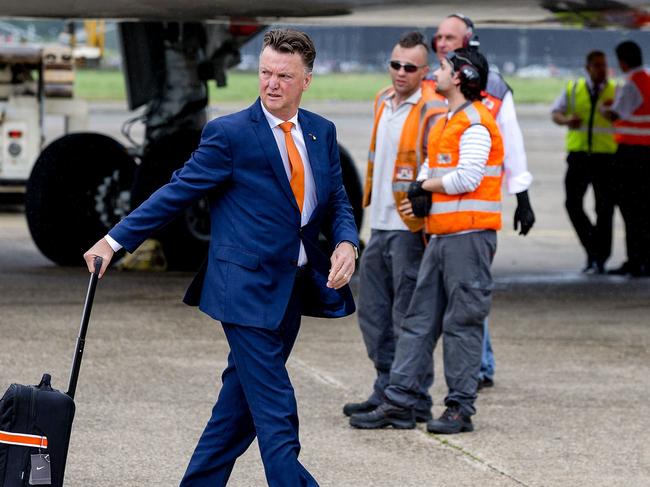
[614,70,650,146]
[425,101,504,235]
[363,84,447,232]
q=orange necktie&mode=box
[279,121,305,213]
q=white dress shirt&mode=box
[496,91,533,194]
[106,103,317,266]
[260,103,316,265]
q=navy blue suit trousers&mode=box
[179,274,319,487]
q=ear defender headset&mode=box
[445,51,482,91]
[432,13,481,53]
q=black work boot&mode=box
[349,402,415,429]
[426,405,473,434]
[343,400,378,417]
[414,408,432,423]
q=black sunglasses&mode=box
[389,60,425,73]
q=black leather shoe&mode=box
[349,402,415,429]
[477,377,494,391]
[426,406,473,434]
[343,400,378,417]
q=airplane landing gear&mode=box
[25,133,135,266]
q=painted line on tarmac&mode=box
[293,356,536,485]
[494,272,629,285]
[290,357,349,391]
[419,433,534,486]
[290,357,532,487]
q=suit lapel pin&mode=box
[308,133,317,141]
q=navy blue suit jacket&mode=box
[109,98,359,329]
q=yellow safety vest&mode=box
[565,78,617,154]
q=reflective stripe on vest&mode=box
[626,114,650,122]
[430,165,503,178]
[418,98,448,167]
[615,126,650,136]
[362,87,393,208]
[426,101,504,235]
[614,70,650,146]
[0,430,48,449]
[391,181,412,192]
[429,199,502,215]
[570,127,616,134]
[565,78,617,154]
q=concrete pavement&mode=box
[1,101,649,486]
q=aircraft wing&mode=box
[1,0,649,28]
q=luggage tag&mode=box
[29,453,51,485]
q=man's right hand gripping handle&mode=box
[83,238,115,278]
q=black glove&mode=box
[407,181,432,218]
[514,190,535,236]
[407,180,428,198]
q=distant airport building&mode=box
[240,26,648,76]
[0,20,647,76]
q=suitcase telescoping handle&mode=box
[66,256,102,399]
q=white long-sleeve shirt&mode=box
[441,123,492,194]
[497,90,533,194]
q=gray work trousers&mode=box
[384,230,496,417]
[357,229,432,412]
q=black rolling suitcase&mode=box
[0,257,102,486]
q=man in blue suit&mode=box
[84,29,359,487]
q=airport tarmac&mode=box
[1,101,649,486]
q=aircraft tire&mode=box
[338,143,364,234]
[130,129,208,271]
[25,133,135,266]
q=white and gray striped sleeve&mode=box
[441,124,492,195]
